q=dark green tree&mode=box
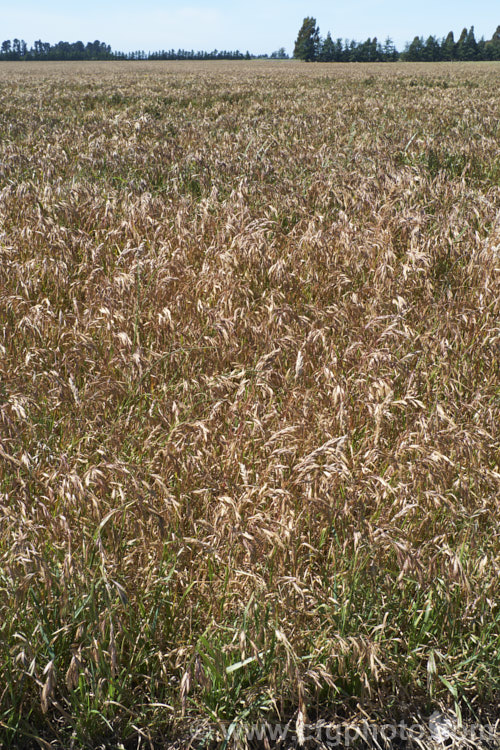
[456,27,468,59]
[271,47,289,59]
[404,36,425,61]
[383,37,398,61]
[294,17,320,61]
[462,26,479,59]
[424,35,441,61]
[441,31,456,60]
[485,25,500,59]
[454,26,479,60]
[320,31,336,61]
[336,38,346,61]
[369,37,382,61]
[357,38,373,61]
[347,39,358,61]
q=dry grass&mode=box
[0,61,499,749]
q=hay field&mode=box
[0,60,499,748]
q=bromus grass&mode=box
[0,60,499,748]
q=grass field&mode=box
[0,60,499,749]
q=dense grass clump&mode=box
[0,60,499,749]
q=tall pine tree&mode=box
[294,17,320,61]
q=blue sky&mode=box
[2,0,499,54]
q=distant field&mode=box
[0,61,499,749]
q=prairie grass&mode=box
[0,60,499,748]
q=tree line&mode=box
[294,18,500,61]
[0,39,114,60]
[0,39,286,62]
[0,24,499,63]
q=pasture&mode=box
[0,60,499,748]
